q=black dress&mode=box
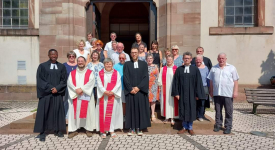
[151,50,161,69]
[34,60,67,133]
[123,60,151,130]
[171,65,206,122]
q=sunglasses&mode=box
[119,57,125,60]
[172,49,178,51]
[96,44,101,46]
[69,56,75,58]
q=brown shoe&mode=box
[177,128,188,134]
[86,131,93,137]
[188,130,195,136]
[68,132,78,139]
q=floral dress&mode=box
[87,62,104,87]
[148,65,159,102]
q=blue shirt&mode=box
[113,63,124,90]
[198,66,209,87]
[63,62,77,77]
[174,55,184,67]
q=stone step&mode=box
[10,119,35,129]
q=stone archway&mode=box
[86,0,157,52]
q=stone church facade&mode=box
[0,0,274,100]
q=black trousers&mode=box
[214,96,233,130]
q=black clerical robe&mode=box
[191,56,212,70]
[171,65,206,122]
[34,60,67,133]
[123,60,151,129]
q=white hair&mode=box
[196,54,203,60]
[218,52,227,58]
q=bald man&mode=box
[113,53,127,121]
[111,42,130,64]
[207,53,239,134]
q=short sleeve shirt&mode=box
[207,63,239,98]
[104,41,113,51]
[73,49,90,60]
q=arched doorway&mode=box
[87,0,157,54]
[109,3,149,53]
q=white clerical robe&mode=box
[95,69,123,132]
[67,67,96,132]
[158,66,179,119]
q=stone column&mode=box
[157,0,201,55]
[39,0,88,63]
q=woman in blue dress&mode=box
[63,51,77,121]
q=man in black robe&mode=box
[172,52,206,135]
[34,49,67,141]
[191,47,212,70]
[123,47,151,136]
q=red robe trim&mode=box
[99,69,118,133]
[71,69,92,119]
[162,65,178,117]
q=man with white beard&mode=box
[67,56,96,138]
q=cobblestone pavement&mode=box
[0,101,37,128]
[0,101,275,150]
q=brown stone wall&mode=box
[157,0,201,55]
[39,0,88,63]
[0,85,37,101]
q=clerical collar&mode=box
[50,63,58,70]
[184,64,191,73]
[134,61,139,68]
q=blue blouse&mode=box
[174,55,184,67]
[87,62,105,87]
[63,62,77,77]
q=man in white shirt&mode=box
[207,53,239,134]
[107,41,117,58]
[104,32,117,52]
[84,32,93,50]
[111,42,130,64]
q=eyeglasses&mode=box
[69,56,75,58]
[119,57,125,60]
[172,49,178,51]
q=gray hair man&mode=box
[172,52,206,136]
[113,53,127,121]
[207,53,239,134]
[111,42,130,64]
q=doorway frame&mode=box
[87,0,157,45]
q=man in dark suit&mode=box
[191,47,212,70]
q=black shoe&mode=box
[223,129,231,134]
[213,125,220,132]
[54,131,64,137]
[39,133,46,142]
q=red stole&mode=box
[71,69,92,119]
[99,69,118,133]
[162,65,178,117]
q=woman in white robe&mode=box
[158,55,179,125]
[95,58,123,138]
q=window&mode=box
[224,0,256,27]
[0,0,28,29]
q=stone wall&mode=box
[157,0,201,55]
[39,0,88,63]
[0,85,37,101]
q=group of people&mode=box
[34,32,239,142]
